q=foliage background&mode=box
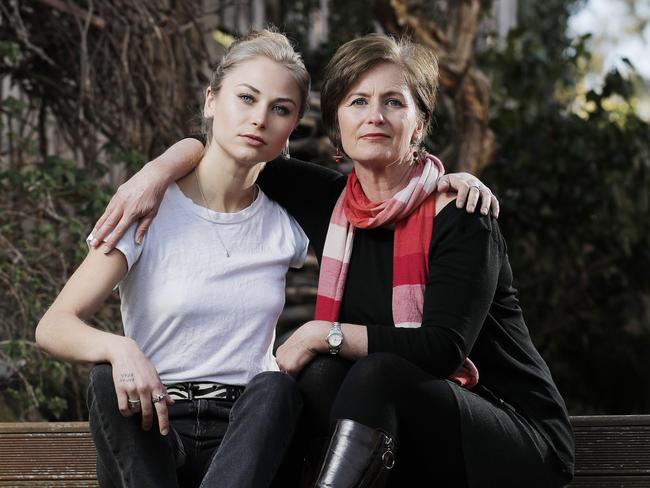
[1,0,649,421]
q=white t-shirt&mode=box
[97,183,308,385]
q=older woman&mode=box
[281,35,574,487]
[90,35,573,487]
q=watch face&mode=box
[329,334,343,347]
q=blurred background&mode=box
[0,0,648,422]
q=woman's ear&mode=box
[203,87,215,118]
[411,120,425,145]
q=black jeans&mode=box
[87,364,302,488]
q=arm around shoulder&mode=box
[91,138,203,251]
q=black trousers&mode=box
[284,352,568,488]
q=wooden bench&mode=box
[569,415,650,487]
[0,422,97,487]
[1,416,649,486]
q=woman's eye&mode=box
[350,98,367,106]
[239,94,254,103]
[273,105,290,115]
[386,98,404,107]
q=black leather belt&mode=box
[165,382,245,401]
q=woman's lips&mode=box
[240,134,266,146]
[360,133,390,141]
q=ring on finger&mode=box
[151,393,166,404]
[127,398,141,409]
[469,184,481,191]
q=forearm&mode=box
[367,325,465,377]
[36,310,130,364]
[339,323,368,359]
[149,137,203,184]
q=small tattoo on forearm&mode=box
[119,372,135,384]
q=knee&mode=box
[246,371,302,409]
[300,354,348,377]
[346,352,401,386]
[297,354,351,392]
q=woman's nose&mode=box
[367,105,385,125]
[251,108,267,128]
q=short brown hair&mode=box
[203,28,310,141]
[321,34,439,148]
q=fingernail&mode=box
[482,208,488,215]
[469,206,475,212]
[102,245,110,254]
[161,428,168,435]
[135,236,142,245]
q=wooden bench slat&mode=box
[571,416,650,427]
[568,476,650,487]
[0,482,98,487]
[0,422,91,433]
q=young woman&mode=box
[36,30,311,488]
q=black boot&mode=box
[314,419,395,488]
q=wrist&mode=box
[301,321,330,353]
[105,335,136,364]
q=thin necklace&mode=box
[194,169,231,258]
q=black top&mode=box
[257,156,575,476]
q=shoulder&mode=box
[435,191,457,215]
[156,182,191,219]
[433,194,499,239]
[257,188,295,222]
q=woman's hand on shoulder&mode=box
[437,172,499,218]
[276,320,329,377]
[91,137,204,252]
[108,336,174,436]
[90,163,168,253]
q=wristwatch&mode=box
[326,321,344,355]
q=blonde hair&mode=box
[321,34,439,148]
[203,28,310,141]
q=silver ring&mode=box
[127,398,141,409]
[151,393,166,404]
[469,184,481,191]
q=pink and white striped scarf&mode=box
[314,153,479,388]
